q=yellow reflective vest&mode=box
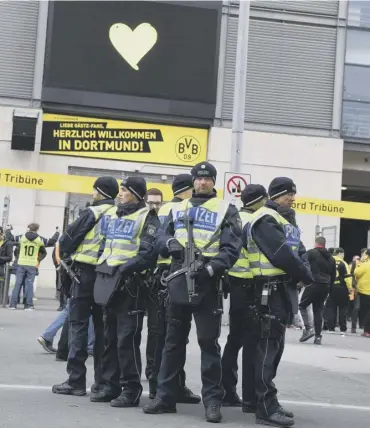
[172,198,229,257]
[229,210,253,279]
[98,207,149,267]
[73,204,116,265]
[247,206,300,277]
[333,256,352,292]
[157,201,177,265]
[18,235,44,267]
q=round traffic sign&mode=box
[227,175,247,198]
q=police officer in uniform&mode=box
[221,185,268,408]
[149,174,200,403]
[144,162,242,423]
[52,176,119,396]
[91,177,160,407]
[246,177,313,427]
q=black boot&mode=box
[177,386,201,404]
[143,397,177,414]
[277,405,294,419]
[256,411,294,427]
[242,401,257,413]
[91,388,121,403]
[110,389,141,408]
[222,392,242,407]
[52,381,86,396]
[205,403,222,423]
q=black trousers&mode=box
[157,286,222,407]
[145,294,158,379]
[57,317,69,359]
[67,263,104,388]
[254,283,289,417]
[359,293,370,333]
[151,289,188,389]
[101,285,145,396]
[299,284,328,337]
[327,287,349,332]
[221,277,258,403]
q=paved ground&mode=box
[1,289,370,427]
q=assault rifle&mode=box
[59,260,80,284]
[184,216,202,304]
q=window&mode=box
[343,65,370,102]
[346,29,370,65]
[348,1,370,28]
[342,101,370,139]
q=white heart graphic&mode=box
[109,22,158,71]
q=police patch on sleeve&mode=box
[147,225,157,236]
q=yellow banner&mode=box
[1,169,370,221]
[40,114,208,167]
[292,197,370,221]
[0,169,173,200]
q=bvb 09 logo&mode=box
[175,135,201,163]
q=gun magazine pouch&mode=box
[166,268,203,306]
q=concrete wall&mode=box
[209,127,343,248]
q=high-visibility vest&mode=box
[229,211,253,279]
[333,256,352,291]
[73,204,116,265]
[18,235,44,267]
[98,207,149,267]
[247,206,300,277]
[157,201,177,265]
[172,198,229,257]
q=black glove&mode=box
[190,264,212,282]
[166,239,184,259]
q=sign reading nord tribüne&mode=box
[40,114,208,167]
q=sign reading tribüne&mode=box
[40,114,208,167]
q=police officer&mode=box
[246,177,313,427]
[91,177,160,407]
[143,162,242,423]
[52,176,119,396]
[221,184,268,408]
[149,174,200,403]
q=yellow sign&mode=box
[292,197,370,221]
[40,114,208,166]
[2,168,370,221]
[0,169,173,201]
[109,23,158,71]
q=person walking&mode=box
[299,237,336,345]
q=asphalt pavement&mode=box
[1,289,370,428]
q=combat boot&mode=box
[177,386,201,404]
[242,401,257,413]
[143,397,177,414]
[205,403,222,423]
[90,387,120,402]
[52,381,86,396]
[256,411,294,427]
[110,389,141,407]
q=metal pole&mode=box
[230,0,251,173]
[2,264,11,307]
[223,1,251,326]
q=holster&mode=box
[260,313,285,339]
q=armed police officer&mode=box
[91,177,159,408]
[246,177,313,427]
[149,173,200,403]
[144,162,242,423]
[221,185,268,409]
[52,176,119,396]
